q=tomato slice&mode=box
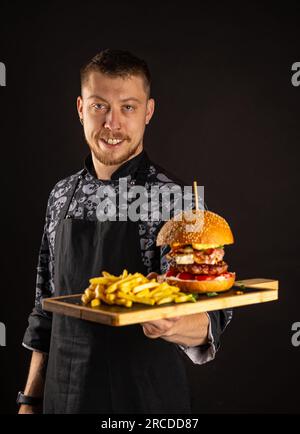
[166,268,177,277]
[194,272,234,281]
[203,248,214,255]
[177,272,195,280]
[174,272,234,281]
[195,274,215,281]
[220,272,234,279]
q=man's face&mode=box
[77,71,155,166]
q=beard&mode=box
[84,131,142,166]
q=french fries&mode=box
[81,269,196,308]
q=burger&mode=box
[156,210,235,293]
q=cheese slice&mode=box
[192,243,221,250]
[175,254,194,264]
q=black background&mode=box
[0,1,299,414]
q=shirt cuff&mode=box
[22,342,49,354]
[177,312,216,365]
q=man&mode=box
[19,49,232,414]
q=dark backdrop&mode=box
[0,1,299,414]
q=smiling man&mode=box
[19,49,232,414]
[77,61,154,176]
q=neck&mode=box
[91,145,143,180]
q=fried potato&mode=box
[157,295,176,305]
[81,269,196,308]
[132,282,160,293]
[91,298,101,307]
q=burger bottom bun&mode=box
[166,273,236,293]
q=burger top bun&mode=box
[156,210,234,247]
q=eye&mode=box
[123,105,135,112]
[92,103,107,111]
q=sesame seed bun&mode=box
[166,273,236,293]
[156,210,234,247]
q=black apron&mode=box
[44,162,192,414]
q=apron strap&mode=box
[61,169,86,220]
[132,151,151,186]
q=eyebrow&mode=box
[87,95,142,104]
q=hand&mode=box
[142,313,210,346]
[18,404,42,414]
[146,272,166,283]
[143,273,178,339]
[141,316,181,339]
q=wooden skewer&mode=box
[193,181,199,211]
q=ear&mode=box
[77,96,83,120]
[145,98,155,125]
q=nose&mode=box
[103,108,121,131]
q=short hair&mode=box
[80,49,151,97]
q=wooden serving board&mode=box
[43,278,278,326]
